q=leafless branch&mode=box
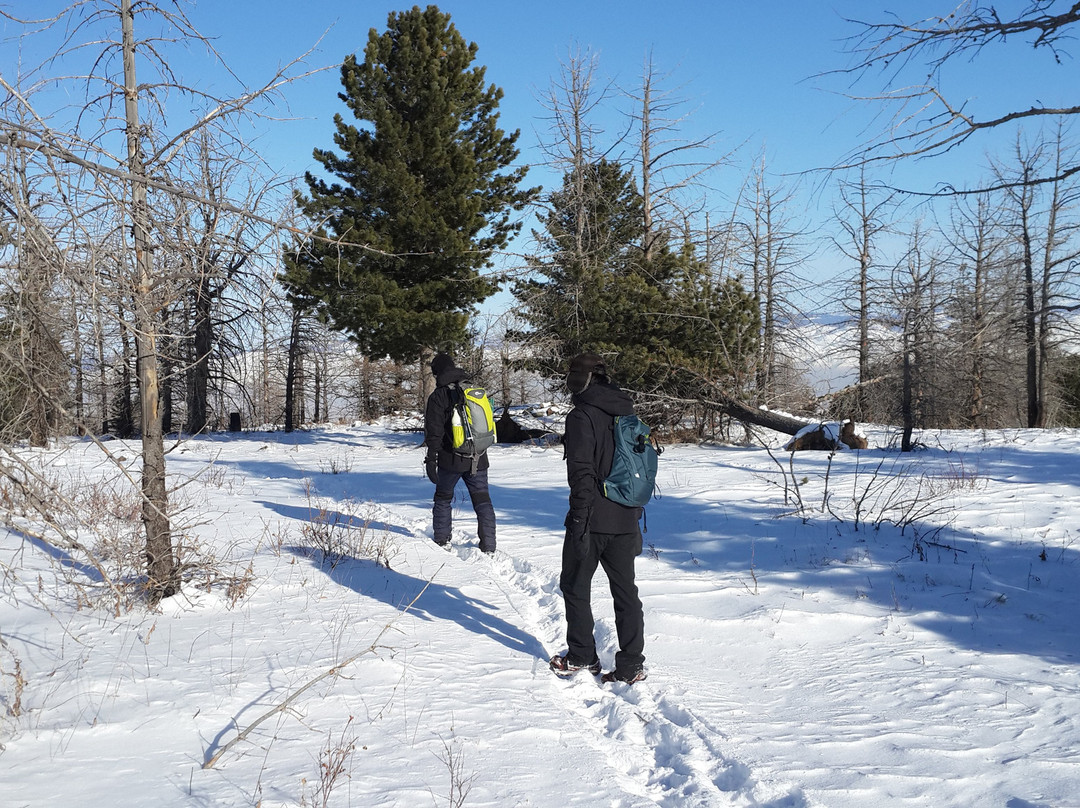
[827,2,1080,194]
[201,572,438,769]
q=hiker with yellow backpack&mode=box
[423,353,498,554]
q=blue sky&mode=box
[192,1,876,188]
[203,2,857,176]
[184,2,1070,193]
[167,0,1072,305]
[6,1,1074,297]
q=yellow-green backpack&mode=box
[450,385,497,460]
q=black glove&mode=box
[424,455,438,485]
[565,514,590,559]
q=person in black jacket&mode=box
[549,353,646,684]
[423,353,497,554]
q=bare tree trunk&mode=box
[836,168,894,422]
[631,53,725,264]
[70,295,84,432]
[284,306,303,432]
[714,396,812,436]
[544,48,605,349]
[892,229,939,448]
[969,199,990,427]
[1038,139,1066,429]
[261,301,271,427]
[741,152,804,408]
[1039,203,1054,428]
[1,142,67,446]
[115,298,135,438]
[296,351,306,424]
[995,128,1080,428]
[160,305,174,435]
[858,229,871,390]
[419,346,435,408]
[358,355,371,420]
[901,321,915,452]
[313,350,322,423]
[1019,170,1040,429]
[96,298,109,434]
[122,0,176,603]
[188,268,212,433]
[639,62,655,263]
[852,172,876,394]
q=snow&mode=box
[2,420,1078,807]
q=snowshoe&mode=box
[601,668,647,685]
[549,654,601,677]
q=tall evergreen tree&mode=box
[284,5,536,363]
[514,158,642,376]
[515,158,757,421]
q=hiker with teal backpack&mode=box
[423,353,497,555]
[550,353,656,684]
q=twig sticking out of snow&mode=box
[201,571,439,769]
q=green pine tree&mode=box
[284,5,537,362]
[513,158,643,376]
[514,158,757,418]
[605,240,757,405]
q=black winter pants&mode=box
[433,465,496,552]
[559,529,645,676]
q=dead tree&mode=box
[834,167,896,419]
[0,136,69,447]
[993,130,1080,428]
[0,0,322,604]
[946,192,1010,428]
[738,151,809,408]
[120,0,177,600]
[836,3,1080,191]
[628,53,727,264]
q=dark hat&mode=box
[430,352,455,376]
[566,352,606,394]
[569,353,605,375]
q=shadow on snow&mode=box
[198,431,1080,668]
[285,545,547,661]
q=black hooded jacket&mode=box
[563,379,642,536]
[424,366,490,473]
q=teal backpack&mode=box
[603,415,661,507]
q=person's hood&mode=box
[572,379,635,416]
[436,366,470,388]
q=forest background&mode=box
[2,0,1080,602]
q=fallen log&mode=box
[709,396,867,450]
[716,398,814,437]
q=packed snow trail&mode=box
[352,481,806,807]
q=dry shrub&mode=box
[1,447,259,613]
[0,633,25,726]
[297,495,399,570]
[305,716,358,808]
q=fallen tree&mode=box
[714,397,813,437]
[713,397,868,450]
[645,390,812,437]
[644,390,867,450]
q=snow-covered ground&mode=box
[2,417,1077,807]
